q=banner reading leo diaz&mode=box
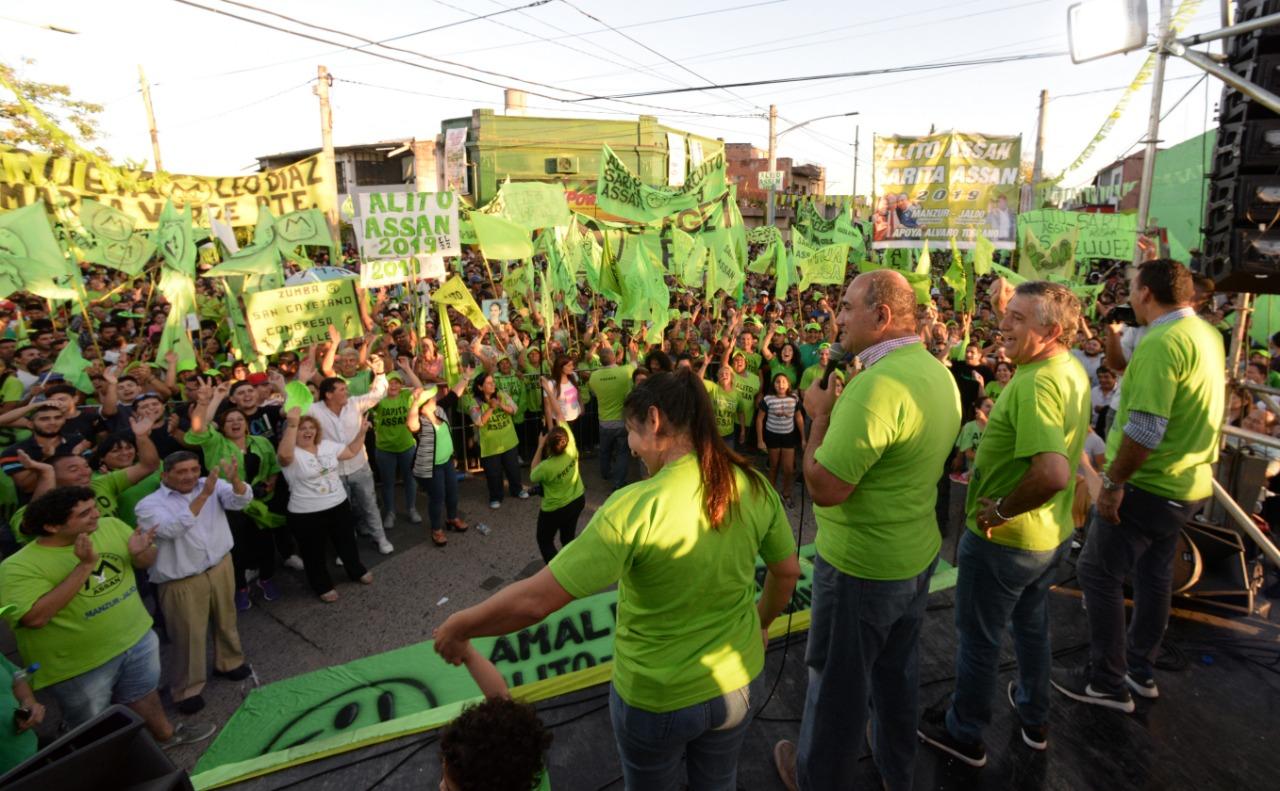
[872,132,1021,250]
[0,145,335,228]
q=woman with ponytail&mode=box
[433,369,801,790]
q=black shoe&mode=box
[1007,682,1048,750]
[215,664,253,681]
[1050,664,1134,713]
[917,708,987,767]
[1125,670,1159,699]
[176,694,206,715]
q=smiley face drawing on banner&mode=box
[80,200,136,243]
[277,211,317,244]
[260,677,440,754]
[162,177,214,209]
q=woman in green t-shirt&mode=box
[529,420,585,563]
[434,370,802,789]
[372,372,421,530]
[467,373,526,509]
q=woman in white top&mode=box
[278,407,374,603]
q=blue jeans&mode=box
[798,553,937,791]
[48,629,160,727]
[374,447,417,516]
[416,461,459,533]
[946,529,1069,744]
[340,465,386,543]
[608,674,763,791]
[480,447,523,503]
[598,424,630,489]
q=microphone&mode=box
[819,342,847,389]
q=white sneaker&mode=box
[383,512,396,530]
[335,557,344,567]
[489,500,501,510]
[377,539,395,555]
[283,555,304,571]
[517,489,530,500]
[408,508,422,524]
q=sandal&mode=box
[431,528,448,547]
[319,590,339,603]
[447,518,469,532]
[359,572,374,585]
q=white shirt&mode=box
[1072,349,1103,387]
[135,478,253,584]
[307,374,387,476]
[1091,383,1118,415]
[281,440,348,513]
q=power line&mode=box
[573,51,1068,100]
[1051,73,1201,101]
[167,0,752,119]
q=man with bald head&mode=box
[775,270,962,791]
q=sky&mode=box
[2,0,1227,196]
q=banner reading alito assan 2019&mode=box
[872,132,1021,250]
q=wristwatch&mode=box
[1100,472,1123,492]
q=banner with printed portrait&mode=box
[872,132,1021,250]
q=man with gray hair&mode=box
[135,451,254,715]
[775,269,962,791]
[918,281,1091,765]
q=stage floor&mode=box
[225,570,1280,791]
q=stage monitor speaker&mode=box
[1176,520,1267,616]
[0,704,192,791]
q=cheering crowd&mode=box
[0,235,1258,789]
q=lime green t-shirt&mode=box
[732,372,761,423]
[493,371,527,420]
[530,421,584,512]
[956,420,984,453]
[966,353,1091,551]
[466,392,519,457]
[433,419,454,466]
[10,470,133,547]
[798,363,824,392]
[343,369,373,397]
[0,375,24,403]
[548,453,795,712]
[372,390,416,453]
[742,351,763,376]
[768,359,799,388]
[1105,315,1225,500]
[986,380,1006,401]
[0,656,37,773]
[704,380,742,437]
[586,364,635,422]
[814,343,961,580]
[0,517,153,689]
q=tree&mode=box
[0,58,106,157]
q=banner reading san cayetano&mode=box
[872,132,1021,250]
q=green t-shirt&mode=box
[814,343,961,580]
[0,517,153,689]
[966,353,1091,551]
[117,472,162,527]
[742,351,763,375]
[343,369,373,397]
[0,375,23,403]
[587,364,635,423]
[1105,315,1225,500]
[767,359,799,388]
[0,656,37,774]
[548,453,795,712]
[530,421,584,512]
[985,380,1006,401]
[798,342,821,370]
[798,363,824,393]
[372,390,416,453]
[956,420,984,453]
[493,371,527,420]
[10,470,133,547]
[732,372,761,422]
[466,392,519,457]
[705,380,742,437]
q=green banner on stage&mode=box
[872,132,1021,250]
[243,279,362,354]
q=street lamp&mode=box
[765,109,859,226]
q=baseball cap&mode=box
[247,372,269,385]
[804,322,821,331]
[420,384,439,401]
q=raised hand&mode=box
[127,526,158,556]
[368,355,385,375]
[74,533,98,567]
[202,464,221,495]
[15,449,52,474]
[217,458,240,481]
[129,413,156,437]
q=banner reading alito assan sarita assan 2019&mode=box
[872,132,1021,250]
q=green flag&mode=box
[538,263,555,337]
[51,338,93,393]
[79,199,154,276]
[0,202,81,300]
[151,200,198,278]
[672,227,707,288]
[903,272,932,305]
[942,240,966,299]
[438,304,462,386]
[470,211,534,260]
[914,244,932,276]
[991,262,1027,285]
[275,208,334,267]
[973,233,995,276]
[565,221,601,288]
[204,242,284,279]
[703,228,744,296]
[431,274,488,329]
[776,244,798,300]
[794,234,848,291]
[596,143,726,223]
[483,179,571,231]
[1018,227,1047,280]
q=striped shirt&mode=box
[761,394,800,435]
[856,335,922,369]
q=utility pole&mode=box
[137,65,163,171]
[852,124,860,212]
[315,65,340,241]
[766,104,778,227]
[1031,89,1048,188]
[1134,0,1173,265]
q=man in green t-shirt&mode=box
[1054,260,1225,713]
[585,346,634,490]
[775,270,961,791]
[919,282,1090,766]
[0,486,214,749]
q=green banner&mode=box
[1017,209,1137,264]
[482,180,572,231]
[1150,130,1213,263]
[794,234,848,290]
[872,132,1021,250]
[354,189,460,260]
[243,279,362,354]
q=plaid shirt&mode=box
[856,335,922,369]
